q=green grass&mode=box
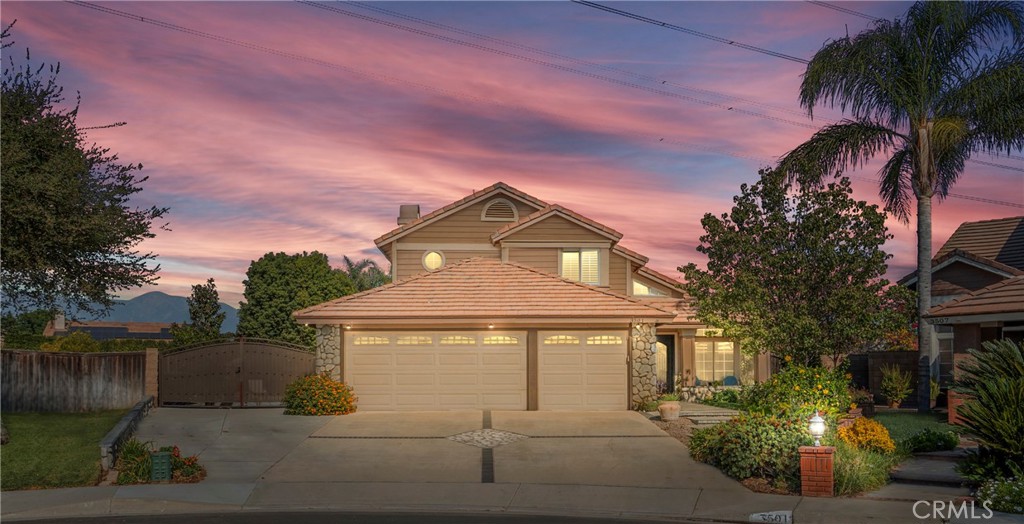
[873,411,956,444]
[1,410,127,491]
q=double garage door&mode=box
[344,330,627,411]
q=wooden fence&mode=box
[847,351,920,408]
[1,350,148,412]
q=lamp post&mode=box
[809,411,826,447]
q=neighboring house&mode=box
[900,216,1024,385]
[295,182,769,411]
[43,313,173,341]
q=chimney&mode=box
[54,312,66,331]
[397,204,420,225]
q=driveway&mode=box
[134,408,742,490]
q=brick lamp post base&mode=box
[799,446,834,497]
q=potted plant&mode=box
[929,379,940,409]
[657,393,680,421]
[850,388,875,417]
[880,363,912,409]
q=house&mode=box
[900,216,1024,385]
[295,182,769,411]
[43,313,173,341]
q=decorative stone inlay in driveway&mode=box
[448,428,529,449]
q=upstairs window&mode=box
[561,248,599,285]
[422,251,444,271]
[481,198,518,222]
[632,280,666,296]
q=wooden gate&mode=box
[159,338,314,406]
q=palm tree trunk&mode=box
[916,195,933,413]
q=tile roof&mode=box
[373,182,549,246]
[926,275,1024,319]
[897,248,1024,286]
[294,257,676,323]
[936,216,1024,270]
[491,204,623,242]
[637,266,682,289]
[635,297,700,325]
[612,244,649,265]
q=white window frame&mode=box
[559,248,600,285]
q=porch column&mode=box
[315,324,342,380]
[630,321,658,408]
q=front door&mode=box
[656,334,675,393]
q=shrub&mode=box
[833,440,897,496]
[688,413,811,490]
[953,339,1024,459]
[284,373,357,416]
[115,438,205,485]
[902,428,959,454]
[838,417,896,454]
[850,387,873,408]
[958,447,1024,484]
[658,392,681,402]
[39,332,101,353]
[741,364,852,419]
[976,477,1024,515]
[879,363,912,406]
[703,388,742,408]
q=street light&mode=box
[809,411,826,447]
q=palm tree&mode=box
[340,256,391,292]
[777,1,1024,413]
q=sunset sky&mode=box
[4,1,1022,309]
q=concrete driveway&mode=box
[135,408,741,490]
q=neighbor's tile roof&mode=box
[936,216,1024,270]
[374,182,549,246]
[491,204,623,242]
[926,275,1024,318]
[294,257,676,322]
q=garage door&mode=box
[345,331,527,411]
[538,331,628,411]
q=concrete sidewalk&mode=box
[5,479,1024,523]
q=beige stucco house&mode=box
[295,182,769,411]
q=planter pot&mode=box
[888,401,901,409]
[861,403,876,418]
[847,408,863,417]
[657,399,680,406]
[658,402,680,421]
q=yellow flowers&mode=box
[794,385,801,391]
[784,355,793,362]
[838,417,895,454]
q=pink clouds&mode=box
[2,1,1020,309]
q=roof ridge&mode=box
[953,215,1024,226]
[491,202,623,242]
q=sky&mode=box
[3,1,1023,309]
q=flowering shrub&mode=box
[976,477,1024,515]
[284,373,357,416]
[689,413,811,491]
[115,438,205,485]
[741,364,852,419]
[838,417,896,454]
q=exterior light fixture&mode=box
[487,323,495,329]
[344,324,352,330]
[808,411,826,447]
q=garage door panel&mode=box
[346,331,526,411]
[395,353,434,366]
[539,331,628,411]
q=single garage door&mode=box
[345,331,527,411]
[538,331,629,411]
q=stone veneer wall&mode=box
[630,322,658,408]
[314,324,341,380]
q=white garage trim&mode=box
[345,331,527,411]
[538,330,629,411]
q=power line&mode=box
[969,158,1024,173]
[572,1,809,64]
[805,1,881,22]
[66,1,1023,209]
[847,175,1023,208]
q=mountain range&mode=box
[103,292,239,332]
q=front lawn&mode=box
[874,411,956,444]
[1,410,127,491]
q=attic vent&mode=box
[481,198,518,222]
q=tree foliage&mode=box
[237,252,354,347]
[170,278,226,346]
[775,1,1024,408]
[1,24,168,316]
[680,169,912,366]
[340,256,390,292]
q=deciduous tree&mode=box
[237,252,354,347]
[680,169,912,366]
[170,278,226,345]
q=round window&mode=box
[422,251,444,271]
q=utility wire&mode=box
[572,0,809,64]
[805,1,882,22]
[66,1,1024,208]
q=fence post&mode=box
[145,348,160,405]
